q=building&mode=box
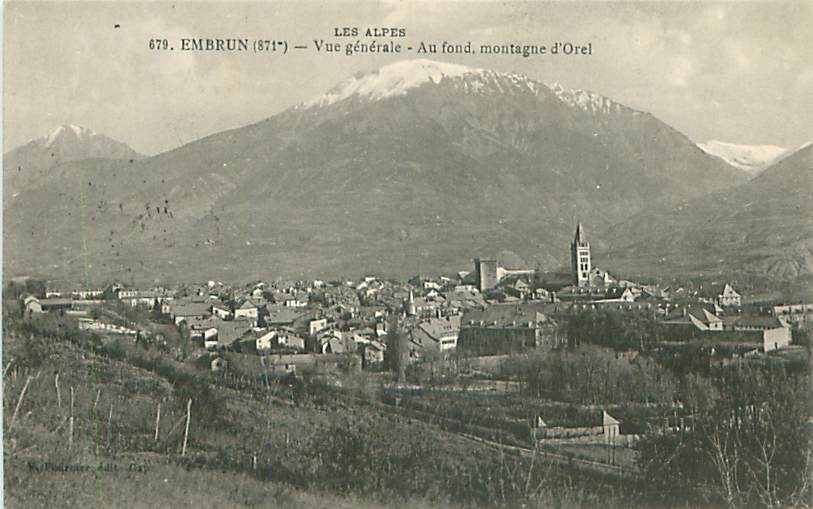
[234,300,261,323]
[171,301,212,325]
[207,319,253,351]
[474,258,499,292]
[23,295,43,314]
[558,286,637,304]
[459,303,559,355]
[275,331,306,351]
[308,318,328,335]
[571,222,591,287]
[660,306,724,338]
[265,306,301,327]
[661,309,791,353]
[278,292,309,308]
[501,276,532,300]
[24,296,74,314]
[718,284,742,308]
[46,287,103,300]
[211,300,233,320]
[405,289,417,316]
[362,340,386,366]
[117,288,175,309]
[773,303,813,324]
[186,317,219,341]
[729,316,792,352]
[602,411,620,441]
[408,315,461,356]
[534,410,624,444]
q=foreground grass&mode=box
[2,313,640,509]
[5,458,463,509]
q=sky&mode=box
[4,1,812,155]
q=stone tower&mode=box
[571,222,591,287]
[474,258,498,292]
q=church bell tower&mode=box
[571,222,591,287]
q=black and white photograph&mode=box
[2,1,812,507]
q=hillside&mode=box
[604,144,813,281]
[3,59,745,283]
[1,298,632,508]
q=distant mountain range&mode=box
[4,125,142,197]
[6,59,798,284]
[605,144,813,281]
[698,140,790,177]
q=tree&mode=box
[152,298,164,322]
[384,318,408,382]
[639,363,811,508]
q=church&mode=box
[570,222,616,288]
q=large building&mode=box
[459,303,560,355]
[571,223,591,287]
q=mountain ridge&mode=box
[698,139,790,177]
[4,124,143,197]
[4,59,753,283]
[605,144,813,281]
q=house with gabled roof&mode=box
[718,283,742,307]
[234,299,262,324]
[265,305,302,327]
[206,319,253,351]
[186,317,219,341]
[211,300,233,320]
[661,306,723,333]
[322,337,346,354]
[362,339,386,366]
[408,315,461,356]
[170,300,212,325]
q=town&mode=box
[19,223,806,372]
[6,222,810,508]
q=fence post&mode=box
[55,373,62,408]
[181,398,192,456]
[69,386,75,451]
[154,403,161,442]
[107,401,114,450]
[9,375,33,431]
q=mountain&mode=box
[3,125,143,197]
[605,144,813,281]
[698,139,789,177]
[4,59,747,283]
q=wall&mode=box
[763,327,791,352]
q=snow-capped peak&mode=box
[546,82,623,114]
[298,58,630,118]
[44,124,97,147]
[698,140,788,175]
[303,59,483,108]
